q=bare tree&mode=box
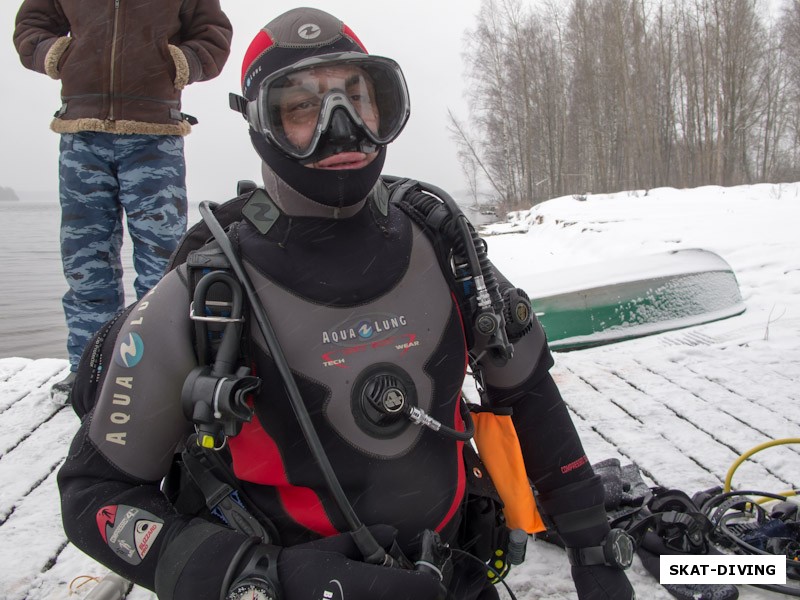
[450,0,798,207]
[446,108,505,203]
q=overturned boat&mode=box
[528,248,746,351]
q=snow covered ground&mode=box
[1,182,798,599]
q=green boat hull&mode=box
[528,249,745,351]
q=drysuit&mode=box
[58,176,598,600]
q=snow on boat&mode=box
[528,248,746,351]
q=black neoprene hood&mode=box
[241,7,389,208]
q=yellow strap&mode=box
[471,412,545,533]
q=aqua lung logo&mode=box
[322,314,408,346]
[115,332,144,368]
[298,23,321,40]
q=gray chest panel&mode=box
[245,223,458,458]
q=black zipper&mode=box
[109,0,120,120]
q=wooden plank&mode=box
[0,358,67,414]
[553,359,720,491]
[0,389,72,457]
[0,466,71,600]
[0,358,32,383]
[25,541,156,600]
[0,407,77,523]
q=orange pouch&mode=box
[471,411,545,533]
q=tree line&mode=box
[0,186,20,202]
[450,0,800,212]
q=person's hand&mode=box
[571,565,636,600]
[278,535,442,600]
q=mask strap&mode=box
[229,93,250,122]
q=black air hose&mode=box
[465,222,505,315]
[399,187,504,315]
[389,178,514,362]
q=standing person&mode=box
[58,8,636,600]
[13,0,233,400]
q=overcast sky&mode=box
[1,1,486,202]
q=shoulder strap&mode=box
[386,176,513,363]
[166,192,251,272]
[385,176,474,320]
[179,440,278,543]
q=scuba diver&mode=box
[57,8,637,600]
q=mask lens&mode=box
[257,55,410,159]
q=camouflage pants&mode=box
[59,132,188,370]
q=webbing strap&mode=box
[182,447,271,541]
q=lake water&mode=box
[0,195,200,362]
[0,194,496,361]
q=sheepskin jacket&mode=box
[13,0,232,136]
